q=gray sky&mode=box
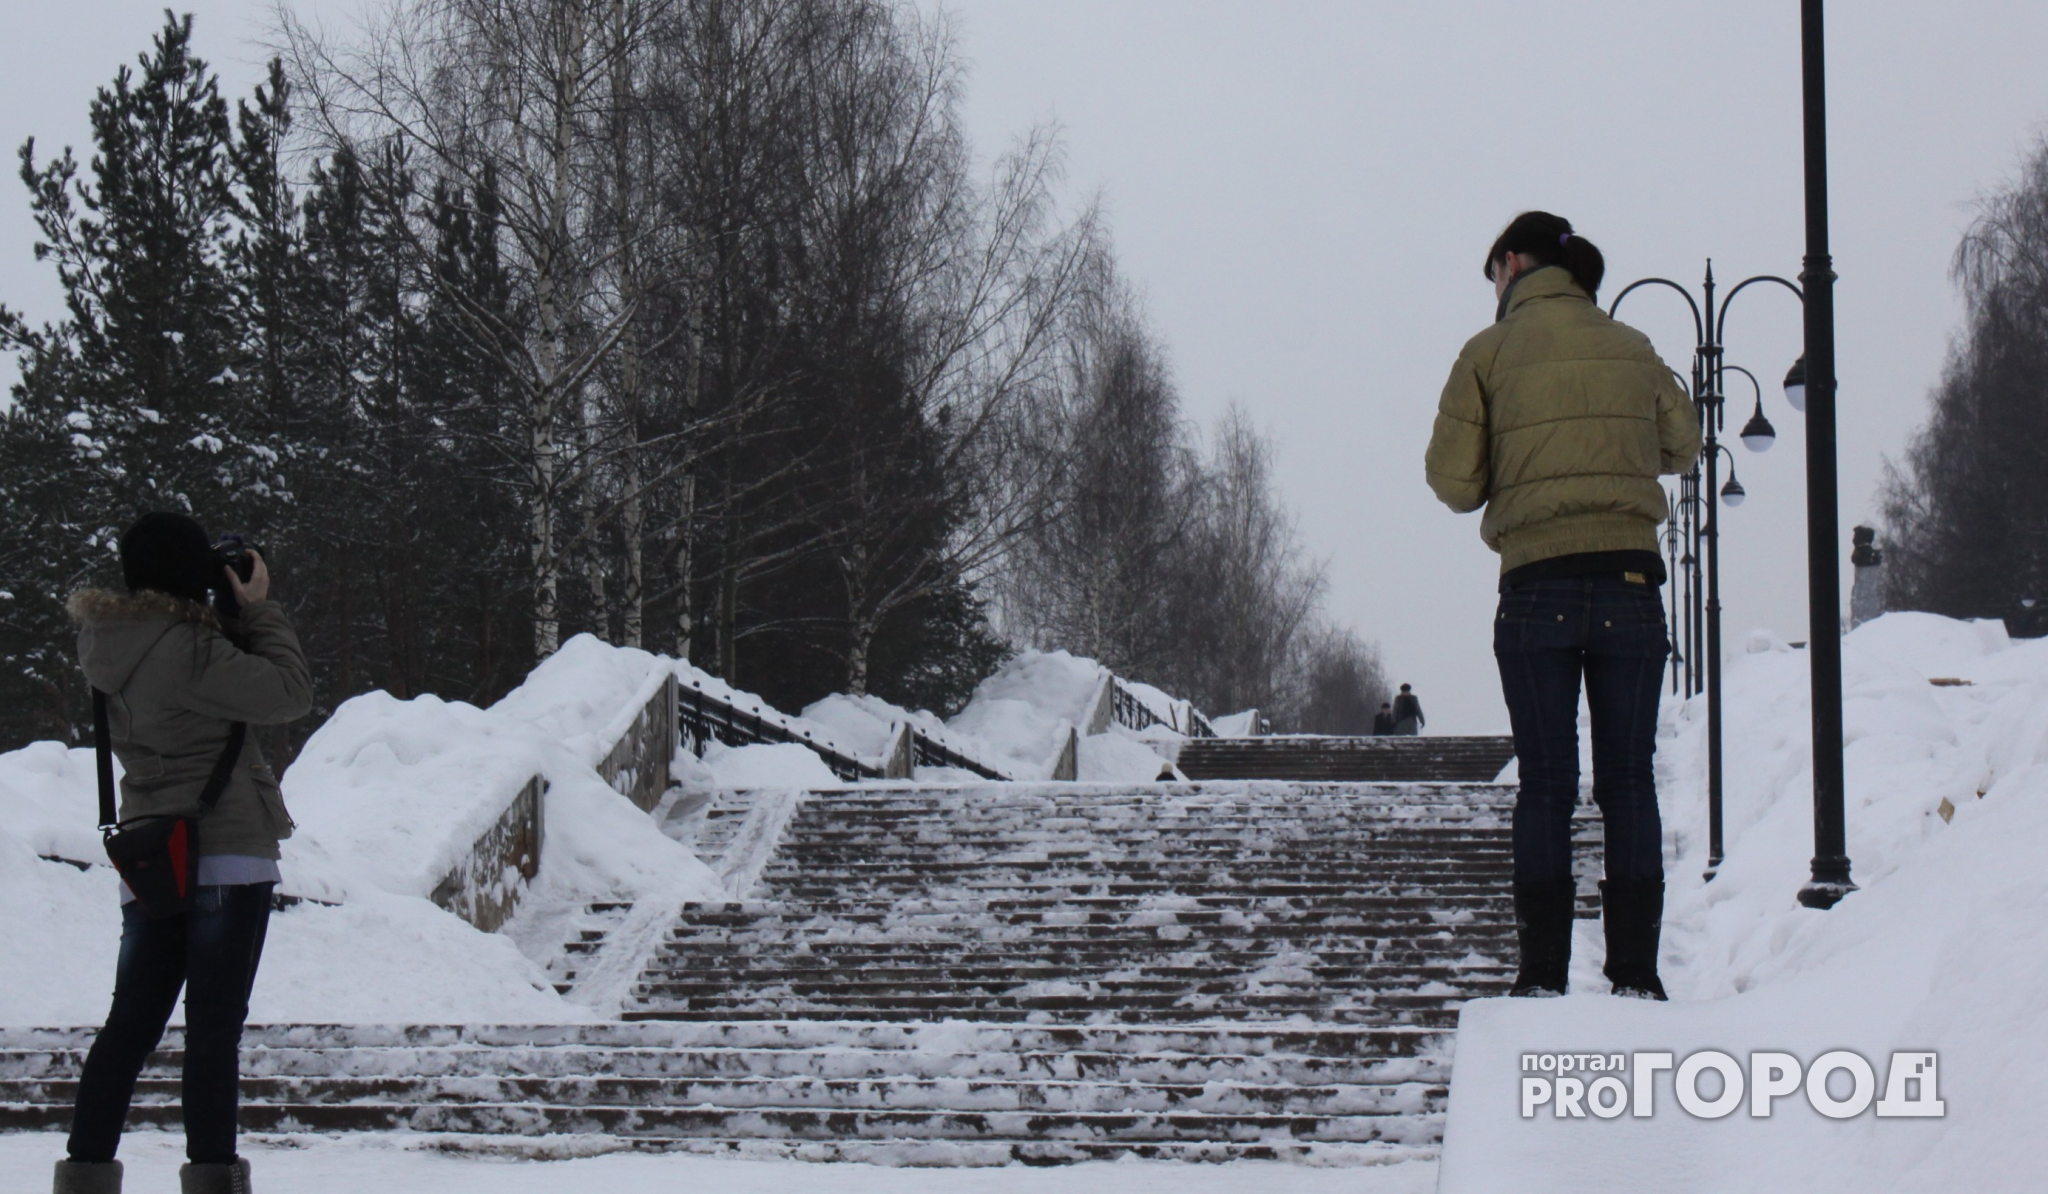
[6,2,2047,732]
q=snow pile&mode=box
[0,739,114,865]
[288,634,720,909]
[491,634,676,766]
[286,692,553,900]
[1440,611,2048,1192]
[947,650,1105,775]
[700,741,842,790]
[803,692,935,760]
[1078,729,1177,782]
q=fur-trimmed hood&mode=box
[68,588,219,694]
[66,587,220,628]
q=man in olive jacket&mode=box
[1424,212,1700,1002]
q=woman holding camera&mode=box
[1424,212,1700,1000]
[54,513,310,1194]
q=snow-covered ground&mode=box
[11,613,2042,1187]
[0,1133,1438,1194]
[1441,612,2048,1192]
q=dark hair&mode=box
[120,511,215,603]
[1484,211,1605,300]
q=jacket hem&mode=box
[1493,515,1662,574]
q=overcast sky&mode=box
[6,2,2047,732]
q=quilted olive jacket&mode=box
[1424,266,1702,573]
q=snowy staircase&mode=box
[0,779,1604,1164]
[608,780,1522,1159]
[1175,736,1516,782]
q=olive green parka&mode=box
[69,588,312,859]
[1424,265,1702,573]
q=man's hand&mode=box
[225,549,270,605]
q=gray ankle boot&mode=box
[52,1160,122,1194]
[178,1158,252,1194]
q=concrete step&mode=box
[0,1101,1444,1146]
[0,1045,1447,1086]
[1175,737,1516,783]
[2,1073,1450,1116]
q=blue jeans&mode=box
[67,883,273,1165]
[1493,576,1668,885]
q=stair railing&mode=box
[1109,676,1217,739]
[671,670,1013,783]
[676,675,877,782]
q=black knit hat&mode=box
[120,512,215,602]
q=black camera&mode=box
[211,535,266,617]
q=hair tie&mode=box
[1559,232,1571,246]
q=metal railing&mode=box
[910,729,1012,781]
[676,675,878,782]
[1111,678,1217,739]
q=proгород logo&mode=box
[1519,1051,1944,1120]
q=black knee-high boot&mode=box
[1510,880,1576,997]
[1600,878,1668,1000]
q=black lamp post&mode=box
[1661,508,1687,695]
[1797,0,1856,909]
[1611,270,1801,880]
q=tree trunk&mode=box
[527,8,588,659]
[672,244,707,659]
[612,0,644,649]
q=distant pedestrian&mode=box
[1424,211,1699,1001]
[1371,703,1395,736]
[1390,684,1425,736]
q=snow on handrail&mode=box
[675,674,879,782]
[1110,676,1217,739]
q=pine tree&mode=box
[0,14,281,741]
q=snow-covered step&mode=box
[1175,737,1517,782]
[2,1072,1445,1116]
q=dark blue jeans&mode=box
[1494,576,1669,885]
[68,883,273,1165]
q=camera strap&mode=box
[92,688,247,829]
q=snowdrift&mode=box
[1440,612,2048,1193]
[946,649,1179,781]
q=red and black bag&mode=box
[94,689,245,920]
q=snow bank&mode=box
[0,740,107,865]
[701,741,842,790]
[1440,612,2048,1192]
[1078,728,1176,782]
[947,650,1105,773]
[491,634,673,765]
[285,692,551,900]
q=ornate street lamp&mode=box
[1610,270,1800,881]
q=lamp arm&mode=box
[1610,277,1706,346]
[1717,274,1804,342]
[1721,364,1764,407]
